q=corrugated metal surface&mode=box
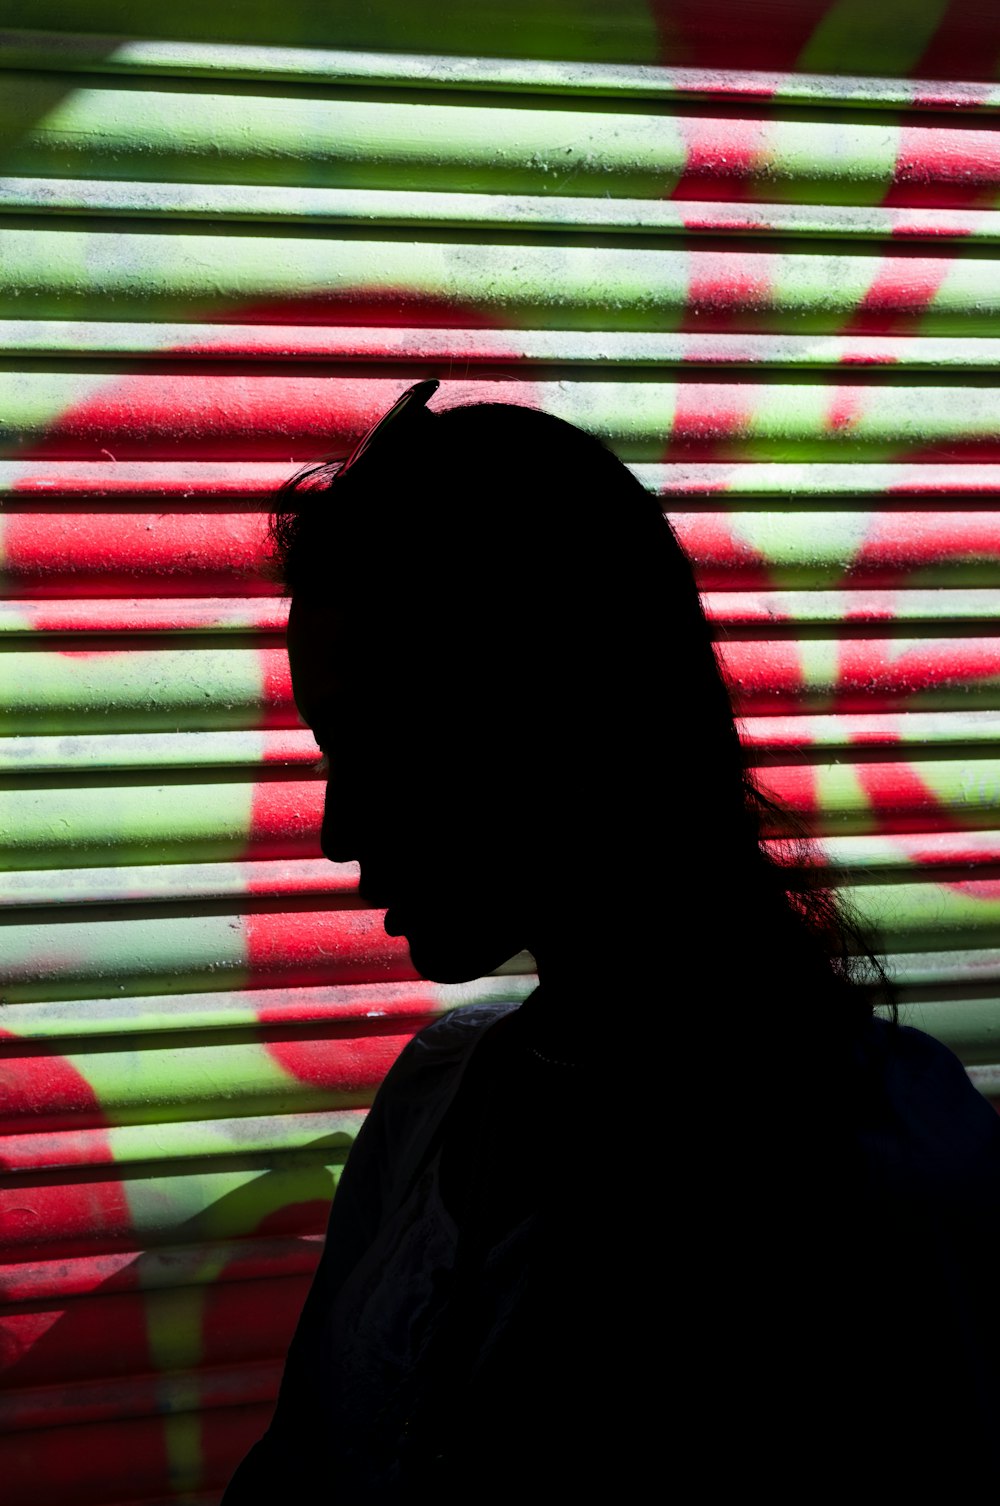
[3,3,1000,1500]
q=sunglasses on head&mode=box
[337,378,440,480]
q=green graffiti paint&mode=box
[0,783,258,868]
[0,648,268,734]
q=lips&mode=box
[358,888,393,908]
[383,905,407,937]
[356,864,399,910]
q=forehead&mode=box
[286,598,346,726]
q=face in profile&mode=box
[286,595,531,984]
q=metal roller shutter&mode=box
[3,4,1000,1501]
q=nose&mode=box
[319,783,358,864]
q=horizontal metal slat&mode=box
[721,638,1000,712]
[6,181,1000,243]
[797,829,1000,877]
[0,1234,320,1307]
[1,754,999,871]
[4,637,999,737]
[0,646,290,734]
[4,370,1000,461]
[2,831,1000,910]
[0,1022,411,1134]
[674,512,1000,588]
[4,1412,262,1506]
[2,590,1000,641]
[0,1107,363,1174]
[0,1358,282,1435]
[1,1398,266,1506]
[899,998,1000,1065]
[2,33,998,112]
[705,589,1000,626]
[5,232,1000,334]
[0,976,536,1042]
[4,458,1000,500]
[0,599,289,635]
[5,994,1000,1158]
[0,460,289,498]
[3,829,1000,910]
[7,507,1000,596]
[0,906,419,1006]
[0,1159,340,1257]
[0,912,536,1007]
[742,711,1000,751]
[1,1276,311,1381]
[884,947,1000,989]
[10,324,1000,365]
[854,881,1000,951]
[0,779,324,869]
[759,759,1000,834]
[0,730,314,771]
[0,505,271,598]
[0,1233,324,1302]
[0,887,997,1016]
[0,857,345,907]
[2,713,994,778]
[3,83,999,206]
[647,463,1000,497]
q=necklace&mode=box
[527,1042,581,1069]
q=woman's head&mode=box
[276,393,882,1017]
[278,396,737,981]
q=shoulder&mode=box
[362,1000,520,1187]
[865,1019,1000,1198]
[387,1000,522,1100]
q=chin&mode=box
[396,915,522,985]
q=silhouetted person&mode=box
[224,383,1000,1502]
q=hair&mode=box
[271,398,894,1044]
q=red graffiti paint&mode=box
[838,637,1000,712]
[720,637,1000,715]
[0,1234,323,1304]
[740,713,907,753]
[244,908,416,991]
[885,124,1000,209]
[668,511,773,589]
[842,251,957,336]
[0,507,272,599]
[2,1409,203,1506]
[9,460,288,497]
[665,381,763,459]
[715,640,808,714]
[752,763,822,835]
[835,350,900,367]
[854,761,953,834]
[911,8,1000,93]
[681,249,777,335]
[259,1020,432,1097]
[851,513,1000,586]
[10,374,395,462]
[258,730,319,766]
[0,1035,154,1421]
[245,908,425,1091]
[0,1033,122,1143]
[650,0,832,73]
[671,114,774,202]
[1,598,289,634]
[245,781,326,860]
[825,381,869,437]
[13,372,547,464]
[257,647,299,730]
[212,291,516,331]
[251,982,444,1027]
[241,858,357,900]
